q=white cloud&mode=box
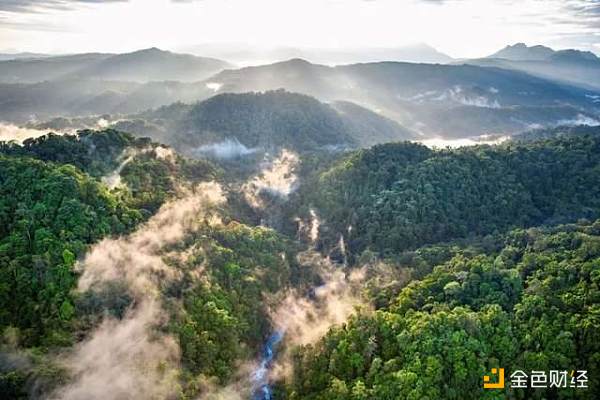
[0,0,598,58]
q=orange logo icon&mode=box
[484,368,505,389]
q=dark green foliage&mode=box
[119,149,218,214]
[0,369,28,399]
[0,129,146,177]
[513,124,600,142]
[0,129,219,215]
[176,90,358,151]
[0,156,141,346]
[174,222,306,382]
[288,222,600,399]
[312,136,600,258]
[120,153,174,213]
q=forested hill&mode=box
[133,90,416,154]
[0,129,218,213]
[0,155,142,348]
[0,130,218,351]
[512,124,600,142]
[175,91,359,151]
[286,220,600,399]
[0,130,308,399]
[306,135,600,258]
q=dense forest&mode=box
[306,135,600,259]
[1,128,599,399]
[124,90,415,156]
[285,221,600,399]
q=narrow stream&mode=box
[251,331,285,400]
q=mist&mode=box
[243,149,300,209]
[193,139,258,160]
[0,122,55,143]
[52,182,226,400]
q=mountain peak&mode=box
[551,49,599,63]
[489,43,554,61]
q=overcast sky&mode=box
[0,0,598,58]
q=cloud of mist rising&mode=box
[294,208,320,244]
[154,145,177,161]
[101,151,136,189]
[273,252,365,347]
[205,82,223,93]
[265,250,368,385]
[193,138,258,160]
[101,145,178,190]
[0,122,55,143]
[53,182,226,400]
[556,113,600,127]
[243,149,299,208]
[407,85,501,108]
[78,182,225,297]
[419,133,510,148]
[52,300,180,400]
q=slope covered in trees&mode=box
[1,127,600,399]
[285,221,600,399]
[0,155,142,347]
[512,124,600,142]
[308,135,600,258]
[0,130,307,399]
[133,90,415,155]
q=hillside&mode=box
[67,48,231,82]
[302,135,600,257]
[285,220,600,399]
[0,48,230,84]
[129,91,416,154]
[512,124,600,142]
[1,129,600,399]
[0,53,112,83]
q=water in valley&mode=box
[251,331,285,400]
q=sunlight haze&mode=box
[0,0,598,59]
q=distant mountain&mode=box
[182,43,453,65]
[488,43,555,61]
[67,48,231,82]
[550,49,599,63]
[488,43,599,64]
[0,53,112,83]
[467,43,600,90]
[127,90,416,154]
[0,48,230,84]
[0,79,211,122]
[205,58,600,137]
[2,57,599,138]
[0,52,50,61]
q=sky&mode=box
[0,0,598,58]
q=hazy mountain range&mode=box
[180,42,454,65]
[32,90,416,154]
[0,44,599,139]
[0,48,230,83]
[464,43,600,90]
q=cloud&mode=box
[193,138,258,160]
[52,183,226,400]
[0,122,56,142]
[242,149,300,208]
[0,0,127,13]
